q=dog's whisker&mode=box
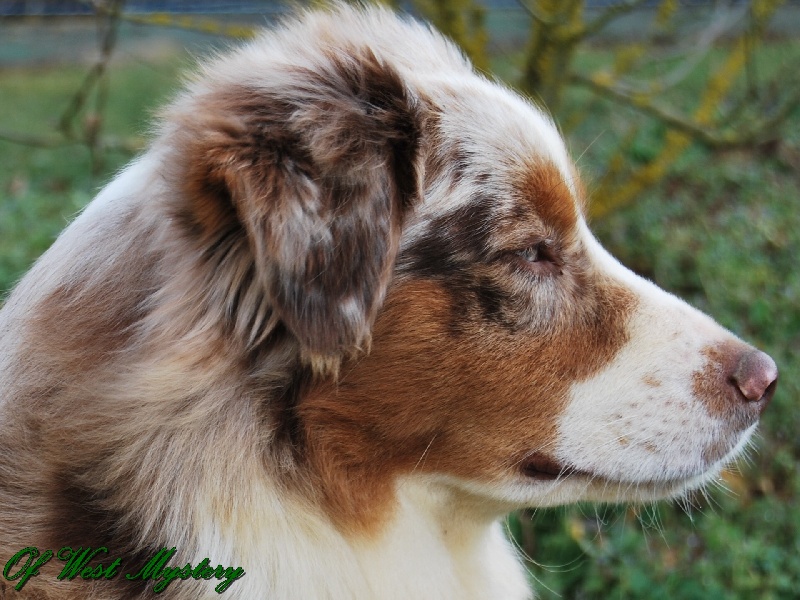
[411,434,437,474]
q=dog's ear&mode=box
[172,49,421,372]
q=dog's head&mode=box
[165,7,776,528]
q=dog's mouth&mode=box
[519,449,734,498]
[521,453,588,481]
[519,453,691,504]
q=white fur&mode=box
[0,7,771,600]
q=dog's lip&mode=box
[521,454,671,489]
[521,453,588,481]
[520,452,727,490]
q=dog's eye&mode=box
[509,241,562,275]
[516,244,543,263]
[516,242,558,264]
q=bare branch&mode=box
[579,0,651,39]
[515,0,553,27]
[58,63,105,140]
[0,131,77,148]
[571,71,800,149]
[119,12,257,39]
[55,0,127,171]
[572,72,725,145]
[0,130,142,152]
[606,3,748,95]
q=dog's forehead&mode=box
[435,78,573,183]
[408,76,581,241]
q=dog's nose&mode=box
[731,349,778,409]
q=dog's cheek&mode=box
[299,276,636,527]
[298,281,560,530]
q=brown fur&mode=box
[0,7,775,599]
[301,272,637,533]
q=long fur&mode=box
[0,6,776,599]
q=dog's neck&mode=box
[218,476,531,600]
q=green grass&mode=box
[0,59,184,291]
[1,31,799,600]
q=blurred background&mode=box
[1,0,798,597]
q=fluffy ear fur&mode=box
[166,46,421,372]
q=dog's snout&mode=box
[695,341,777,423]
[730,349,778,409]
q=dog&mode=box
[0,5,777,599]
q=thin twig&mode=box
[515,0,553,27]
[0,131,78,148]
[580,0,651,39]
[571,71,800,149]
